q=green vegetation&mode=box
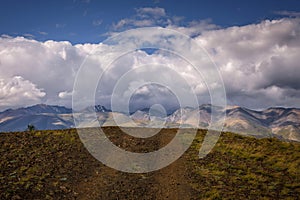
[188,131,300,199]
[0,128,299,199]
[27,124,36,132]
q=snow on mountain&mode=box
[0,104,74,132]
[168,105,299,141]
[0,104,299,142]
[81,105,111,113]
[131,110,150,122]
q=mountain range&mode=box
[0,104,299,142]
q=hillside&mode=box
[0,127,299,199]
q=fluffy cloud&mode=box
[111,7,183,31]
[0,37,88,109]
[167,19,219,37]
[0,16,300,111]
[196,17,300,108]
[89,48,207,112]
[111,7,218,37]
[0,76,45,109]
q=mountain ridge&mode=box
[0,104,299,142]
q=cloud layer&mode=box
[0,16,300,111]
[196,17,300,108]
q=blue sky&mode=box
[1,0,300,44]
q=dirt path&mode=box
[154,156,192,199]
[154,131,192,200]
[73,128,194,200]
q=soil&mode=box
[72,127,196,199]
[0,127,299,199]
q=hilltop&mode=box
[0,127,299,199]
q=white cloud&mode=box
[111,7,170,31]
[0,76,45,108]
[112,18,157,30]
[135,7,166,18]
[58,91,72,99]
[196,17,300,108]
[23,33,35,39]
[167,19,219,37]
[111,7,218,38]
[0,17,300,111]
[1,34,13,39]
[0,36,88,109]
[38,31,48,35]
[274,10,300,17]
[112,19,129,30]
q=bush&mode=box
[27,124,36,132]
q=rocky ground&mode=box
[0,127,299,199]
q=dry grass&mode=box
[0,127,299,199]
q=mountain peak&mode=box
[82,105,111,113]
[0,104,299,142]
[25,104,72,114]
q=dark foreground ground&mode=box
[0,127,300,199]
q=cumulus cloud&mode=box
[0,16,300,111]
[58,91,72,99]
[167,19,219,37]
[82,46,209,113]
[0,76,45,109]
[111,7,218,38]
[196,17,300,108]
[111,7,178,31]
[0,36,90,109]
[129,84,180,113]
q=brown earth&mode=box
[0,127,299,199]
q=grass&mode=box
[189,131,300,199]
[0,128,299,199]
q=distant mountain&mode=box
[0,114,74,132]
[263,107,300,141]
[166,105,300,141]
[81,105,111,113]
[0,104,73,132]
[131,110,150,122]
[0,104,299,142]
[0,104,72,118]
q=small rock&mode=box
[60,177,67,181]
[12,195,22,200]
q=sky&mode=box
[0,0,300,111]
[1,0,300,44]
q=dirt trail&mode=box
[154,131,192,200]
[73,128,194,200]
[154,155,192,199]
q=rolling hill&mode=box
[0,127,299,199]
